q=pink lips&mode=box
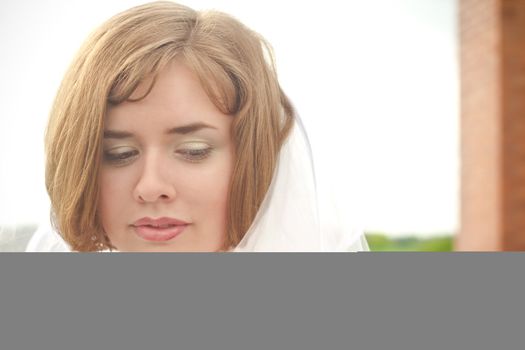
[132,217,189,242]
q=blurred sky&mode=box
[0,0,458,237]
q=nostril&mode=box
[136,191,175,203]
[133,173,176,202]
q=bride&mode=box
[26,1,369,252]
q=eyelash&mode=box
[176,147,213,162]
[103,147,213,165]
[103,150,139,166]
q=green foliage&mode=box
[365,232,454,251]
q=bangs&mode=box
[107,47,178,104]
[107,47,243,117]
[181,49,244,116]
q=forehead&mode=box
[106,60,229,129]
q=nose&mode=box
[133,152,176,203]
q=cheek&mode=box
[99,166,139,199]
[97,169,133,227]
[180,157,233,218]
[183,168,231,208]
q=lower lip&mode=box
[133,224,188,242]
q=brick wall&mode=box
[501,0,525,250]
[458,0,525,250]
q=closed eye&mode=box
[176,147,212,162]
[103,148,139,165]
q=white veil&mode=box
[232,115,369,252]
[25,115,369,252]
[25,222,70,252]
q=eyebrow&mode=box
[103,122,218,139]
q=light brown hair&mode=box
[45,1,294,251]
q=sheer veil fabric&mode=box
[26,115,369,252]
[232,115,369,252]
[25,223,70,252]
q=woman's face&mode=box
[98,60,234,251]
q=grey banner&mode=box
[1,253,524,350]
